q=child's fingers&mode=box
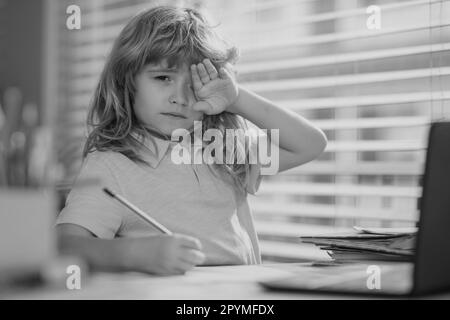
[177,234,203,250]
[173,261,194,274]
[203,59,218,80]
[182,249,206,265]
[190,65,203,91]
[196,63,210,84]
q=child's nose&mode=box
[170,82,195,107]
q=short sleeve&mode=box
[55,153,124,238]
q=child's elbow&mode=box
[319,130,328,152]
[312,129,328,158]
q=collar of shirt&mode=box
[131,131,203,168]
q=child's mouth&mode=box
[161,112,187,119]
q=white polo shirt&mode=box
[56,134,263,265]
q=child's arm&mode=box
[228,86,327,172]
[191,60,327,173]
[57,224,205,275]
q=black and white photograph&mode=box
[1,0,450,305]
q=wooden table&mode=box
[3,263,450,300]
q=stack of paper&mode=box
[300,226,417,262]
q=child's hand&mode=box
[190,59,239,115]
[125,234,205,275]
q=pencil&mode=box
[103,187,173,235]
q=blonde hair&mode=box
[84,5,252,194]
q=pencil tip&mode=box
[103,187,114,197]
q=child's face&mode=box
[133,59,203,136]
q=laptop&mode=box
[260,122,450,297]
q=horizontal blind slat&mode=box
[325,140,425,152]
[238,43,450,74]
[249,200,420,221]
[82,2,152,26]
[242,67,450,92]
[241,21,450,52]
[281,161,423,175]
[314,116,430,130]
[255,221,354,237]
[279,91,450,110]
[257,183,421,197]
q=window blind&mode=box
[50,0,450,263]
[211,0,450,262]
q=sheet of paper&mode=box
[353,226,417,235]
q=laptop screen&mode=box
[414,122,450,294]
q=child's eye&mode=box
[155,75,172,82]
